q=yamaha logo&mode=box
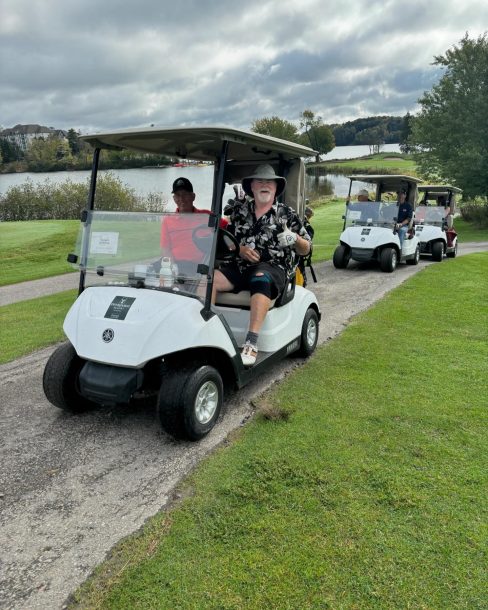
[102,328,114,343]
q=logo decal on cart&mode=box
[102,328,114,343]
[104,296,136,320]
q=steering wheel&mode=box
[191,226,240,261]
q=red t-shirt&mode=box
[160,208,228,261]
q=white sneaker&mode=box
[241,342,258,367]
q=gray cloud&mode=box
[1,0,487,134]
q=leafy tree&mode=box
[355,126,386,154]
[25,136,72,171]
[298,125,335,159]
[67,128,81,155]
[409,33,488,198]
[250,116,300,143]
[299,110,335,160]
[399,113,414,153]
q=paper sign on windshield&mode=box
[90,232,119,255]
[348,210,361,220]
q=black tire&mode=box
[407,244,420,265]
[43,342,96,413]
[333,245,350,269]
[380,247,397,273]
[157,364,223,441]
[446,242,458,258]
[432,241,444,262]
[297,308,319,357]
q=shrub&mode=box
[459,198,488,228]
[0,173,167,221]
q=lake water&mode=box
[0,144,400,201]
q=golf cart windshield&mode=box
[345,201,398,228]
[72,210,216,298]
[414,206,447,226]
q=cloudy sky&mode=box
[1,0,486,135]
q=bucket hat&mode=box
[358,188,369,197]
[242,164,286,198]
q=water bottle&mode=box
[160,257,173,287]
[145,265,159,287]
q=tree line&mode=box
[0,130,172,173]
[250,111,406,160]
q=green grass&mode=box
[308,198,345,261]
[313,153,418,175]
[69,253,488,610]
[0,220,78,286]
[454,216,488,242]
[0,290,77,363]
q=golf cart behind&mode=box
[416,185,462,260]
[333,175,422,272]
[43,127,321,441]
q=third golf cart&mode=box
[415,185,462,260]
[333,174,421,272]
[42,127,321,441]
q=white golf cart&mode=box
[416,185,461,260]
[43,127,321,441]
[333,175,422,272]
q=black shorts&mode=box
[219,262,286,300]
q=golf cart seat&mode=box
[214,271,297,309]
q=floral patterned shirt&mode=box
[223,198,311,274]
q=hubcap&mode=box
[194,380,219,424]
[307,318,317,347]
[391,251,397,268]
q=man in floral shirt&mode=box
[213,164,311,366]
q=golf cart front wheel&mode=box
[432,241,444,261]
[297,308,319,357]
[43,342,96,413]
[157,364,223,441]
[333,245,350,269]
[380,247,397,272]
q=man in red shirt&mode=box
[160,177,228,279]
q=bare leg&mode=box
[249,293,272,333]
[212,269,235,304]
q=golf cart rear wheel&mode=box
[432,241,444,261]
[380,247,397,272]
[446,242,458,258]
[333,245,350,269]
[297,308,319,357]
[43,342,96,413]
[157,365,223,441]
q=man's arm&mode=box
[295,234,311,256]
[277,208,311,255]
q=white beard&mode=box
[254,190,273,206]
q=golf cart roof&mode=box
[418,185,462,194]
[348,174,422,186]
[80,126,317,162]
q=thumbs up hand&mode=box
[277,220,298,249]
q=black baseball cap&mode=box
[172,177,193,193]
